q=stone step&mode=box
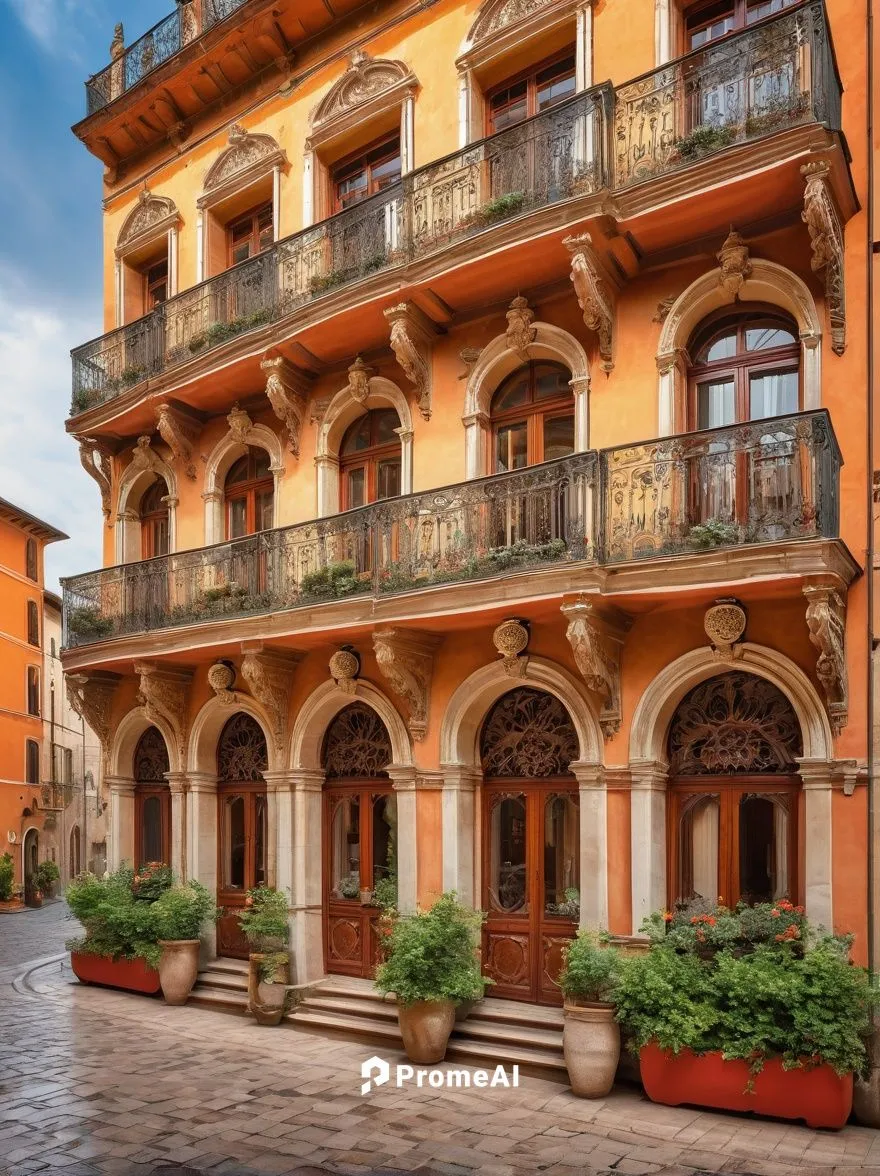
[196,968,251,992]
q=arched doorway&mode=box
[69,825,82,880]
[134,726,171,867]
[216,713,269,958]
[22,828,39,904]
[322,703,395,978]
[667,671,803,907]
[480,686,580,1004]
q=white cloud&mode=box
[0,267,103,592]
[5,0,95,60]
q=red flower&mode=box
[662,911,673,923]
[707,916,716,927]
[771,909,781,917]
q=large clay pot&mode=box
[70,952,161,994]
[640,1042,853,1130]
[397,1000,455,1064]
[563,1002,620,1098]
[248,953,290,1025]
[157,939,201,1005]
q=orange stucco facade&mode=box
[64,0,874,992]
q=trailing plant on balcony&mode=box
[105,365,148,393]
[299,560,370,601]
[744,94,810,138]
[0,852,14,901]
[187,307,275,354]
[671,123,736,162]
[686,519,740,549]
[70,387,104,415]
[460,190,526,230]
[67,605,114,641]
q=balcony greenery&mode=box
[671,124,737,162]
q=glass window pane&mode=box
[142,796,162,864]
[544,794,579,918]
[341,415,371,455]
[372,793,397,887]
[534,366,572,401]
[228,497,248,539]
[493,372,530,411]
[489,795,527,913]
[543,415,575,462]
[372,409,401,445]
[254,794,267,887]
[372,153,402,189]
[699,333,737,363]
[347,467,366,508]
[746,325,796,350]
[256,490,274,532]
[678,794,719,903]
[152,518,169,557]
[331,796,361,899]
[536,59,576,110]
[740,795,789,904]
[749,369,798,420]
[253,449,271,479]
[495,423,528,472]
[376,459,401,500]
[698,379,735,429]
[225,795,246,889]
[226,456,249,486]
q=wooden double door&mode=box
[482,782,579,1005]
[323,782,396,978]
[217,783,268,958]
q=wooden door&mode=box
[217,785,268,958]
[323,784,396,977]
[482,784,579,1005]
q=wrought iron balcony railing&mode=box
[85,0,248,113]
[71,87,610,414]
[61,410,840,648]
[614,0,839,186]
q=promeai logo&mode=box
[361,1055,391,1095]
[359,1056,519,1095]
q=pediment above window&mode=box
[459,0,585,73]
[200,123,287,208]
[116,190,180,257]
[308,50,417,150]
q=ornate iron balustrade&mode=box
[71,87,611,414]
[614,1,840,187]
[62,452,597,646]
[601,410,840,562]
[85,0,249,113]
[61,411,840,647]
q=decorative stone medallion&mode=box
[704,601,747,659]
[330,646,360,694]
[208,661,236,701]
[492,619,530,677]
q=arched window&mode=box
[339,409,402,509]
[25,740,40,785]
[70,825,82,878]
[140,478,170,559]
[688,308,800,431]
[25,538,37,582]
[490,361,574,472]
[224,447,274,539]
[134,726,170,867]
[667,671,803,907]
[26,667,40,717]
[217,714,269,957]
[27,600,39,647]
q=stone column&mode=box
[575,2,593,90]
[202,489,223,546]
[387,765,418,915]
[165,771,189,881]
[315,455,340,517]
[570,762,608,929]
[105,776,135,869]
[440,765,480,908]
[457,71,471,147]
[302,150,315,228]
[272,165,281,241]
[401,89,416,174]
[292,770,325,983]
[263,769,297,947]
[186,772,218,959]
[798,758,834,930]
[463,411,489,479]
[629,759,668,932]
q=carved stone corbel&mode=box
[458,347,482,380]
[66,671,120,765]
[801,161,846,356]
[155,403,200,480]
[804,583,848,735]
[133,661,194,764]
[345,356,373,404]
[384,302,436,420]
[561,596,630,739]
[78,438,113,525]
[240,644,302,755]
[310,395,331,427]
[716,229,751,299]
[227,404,254,445]
[505,295,536,360]
[373,628,440,741]
[260,356,309,457]
[563,233,614,372]
[129,434,163,476]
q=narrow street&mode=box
[1,906,879,1176]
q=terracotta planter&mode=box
[397,1000,455,1064]
[563,1002,620,1098]
[640,1042,853,1130]
[157,939,201,1005]
[70,951,161,995]
[248,952,290,1026]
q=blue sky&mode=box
[0,0,169,589]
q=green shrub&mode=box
[687,519,739,549]
[461,191,526,229]
[67,606,114,640]
[153,881,219,941]
[371,874,399,912]
[558,931,621,1003]
[673,123,736,161]
[132,862,173,902]
[299,561,366,600]
[35,860,60,896]
[257,951,289,984]
[0,852,14,901]
[375,892,490,1007]
[238,886,290,952]
[65,866,162,968]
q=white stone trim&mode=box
[109,704,181,778]
[186,696,281,775]
[116,452,178,563]
[202,422,285,545]
[288,678,413,771]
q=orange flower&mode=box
[771,909,781,917]
[662,911,674,923]
[707,916,716,926]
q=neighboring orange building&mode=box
[62,0,872,1010]
[0,499,67,895]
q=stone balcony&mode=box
[69,2,841,422]
[61,409,845,652]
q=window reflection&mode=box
[331,796,361,899]
[543,794,579,918]
[372,793,397,887]
[142,795,162,864]
[225,795,246,889]
[740,794,789,903]
[489,795,528,913]
[678,794,720,902]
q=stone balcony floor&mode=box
[2,903,880,1176]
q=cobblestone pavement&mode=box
[2,907,880,1176]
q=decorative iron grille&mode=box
[480,688,579,777]
[323,704,393,779]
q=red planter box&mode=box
[70,952,161,995]
[640,1042,852,1130]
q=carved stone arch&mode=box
[109,705,181,777]
[116,447,178,563]
[116,190,180,255]
[289,679,413,771]
[201,124,286,206]
[203,412,285,544]
[463,317,590,478]
[656,255,823,436]
[308,51,417,150]
[316,370,413,516]
[466,0,565,46]
[187,694,280,776]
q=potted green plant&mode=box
[65,865,165,993]
[615,900,874,1129]
[35,859,60,899]
[0,851,16,909]
[237,886,291,1026]
[375,892,490,1063]
[152,880,219,1005]
[558,932,622,1097]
